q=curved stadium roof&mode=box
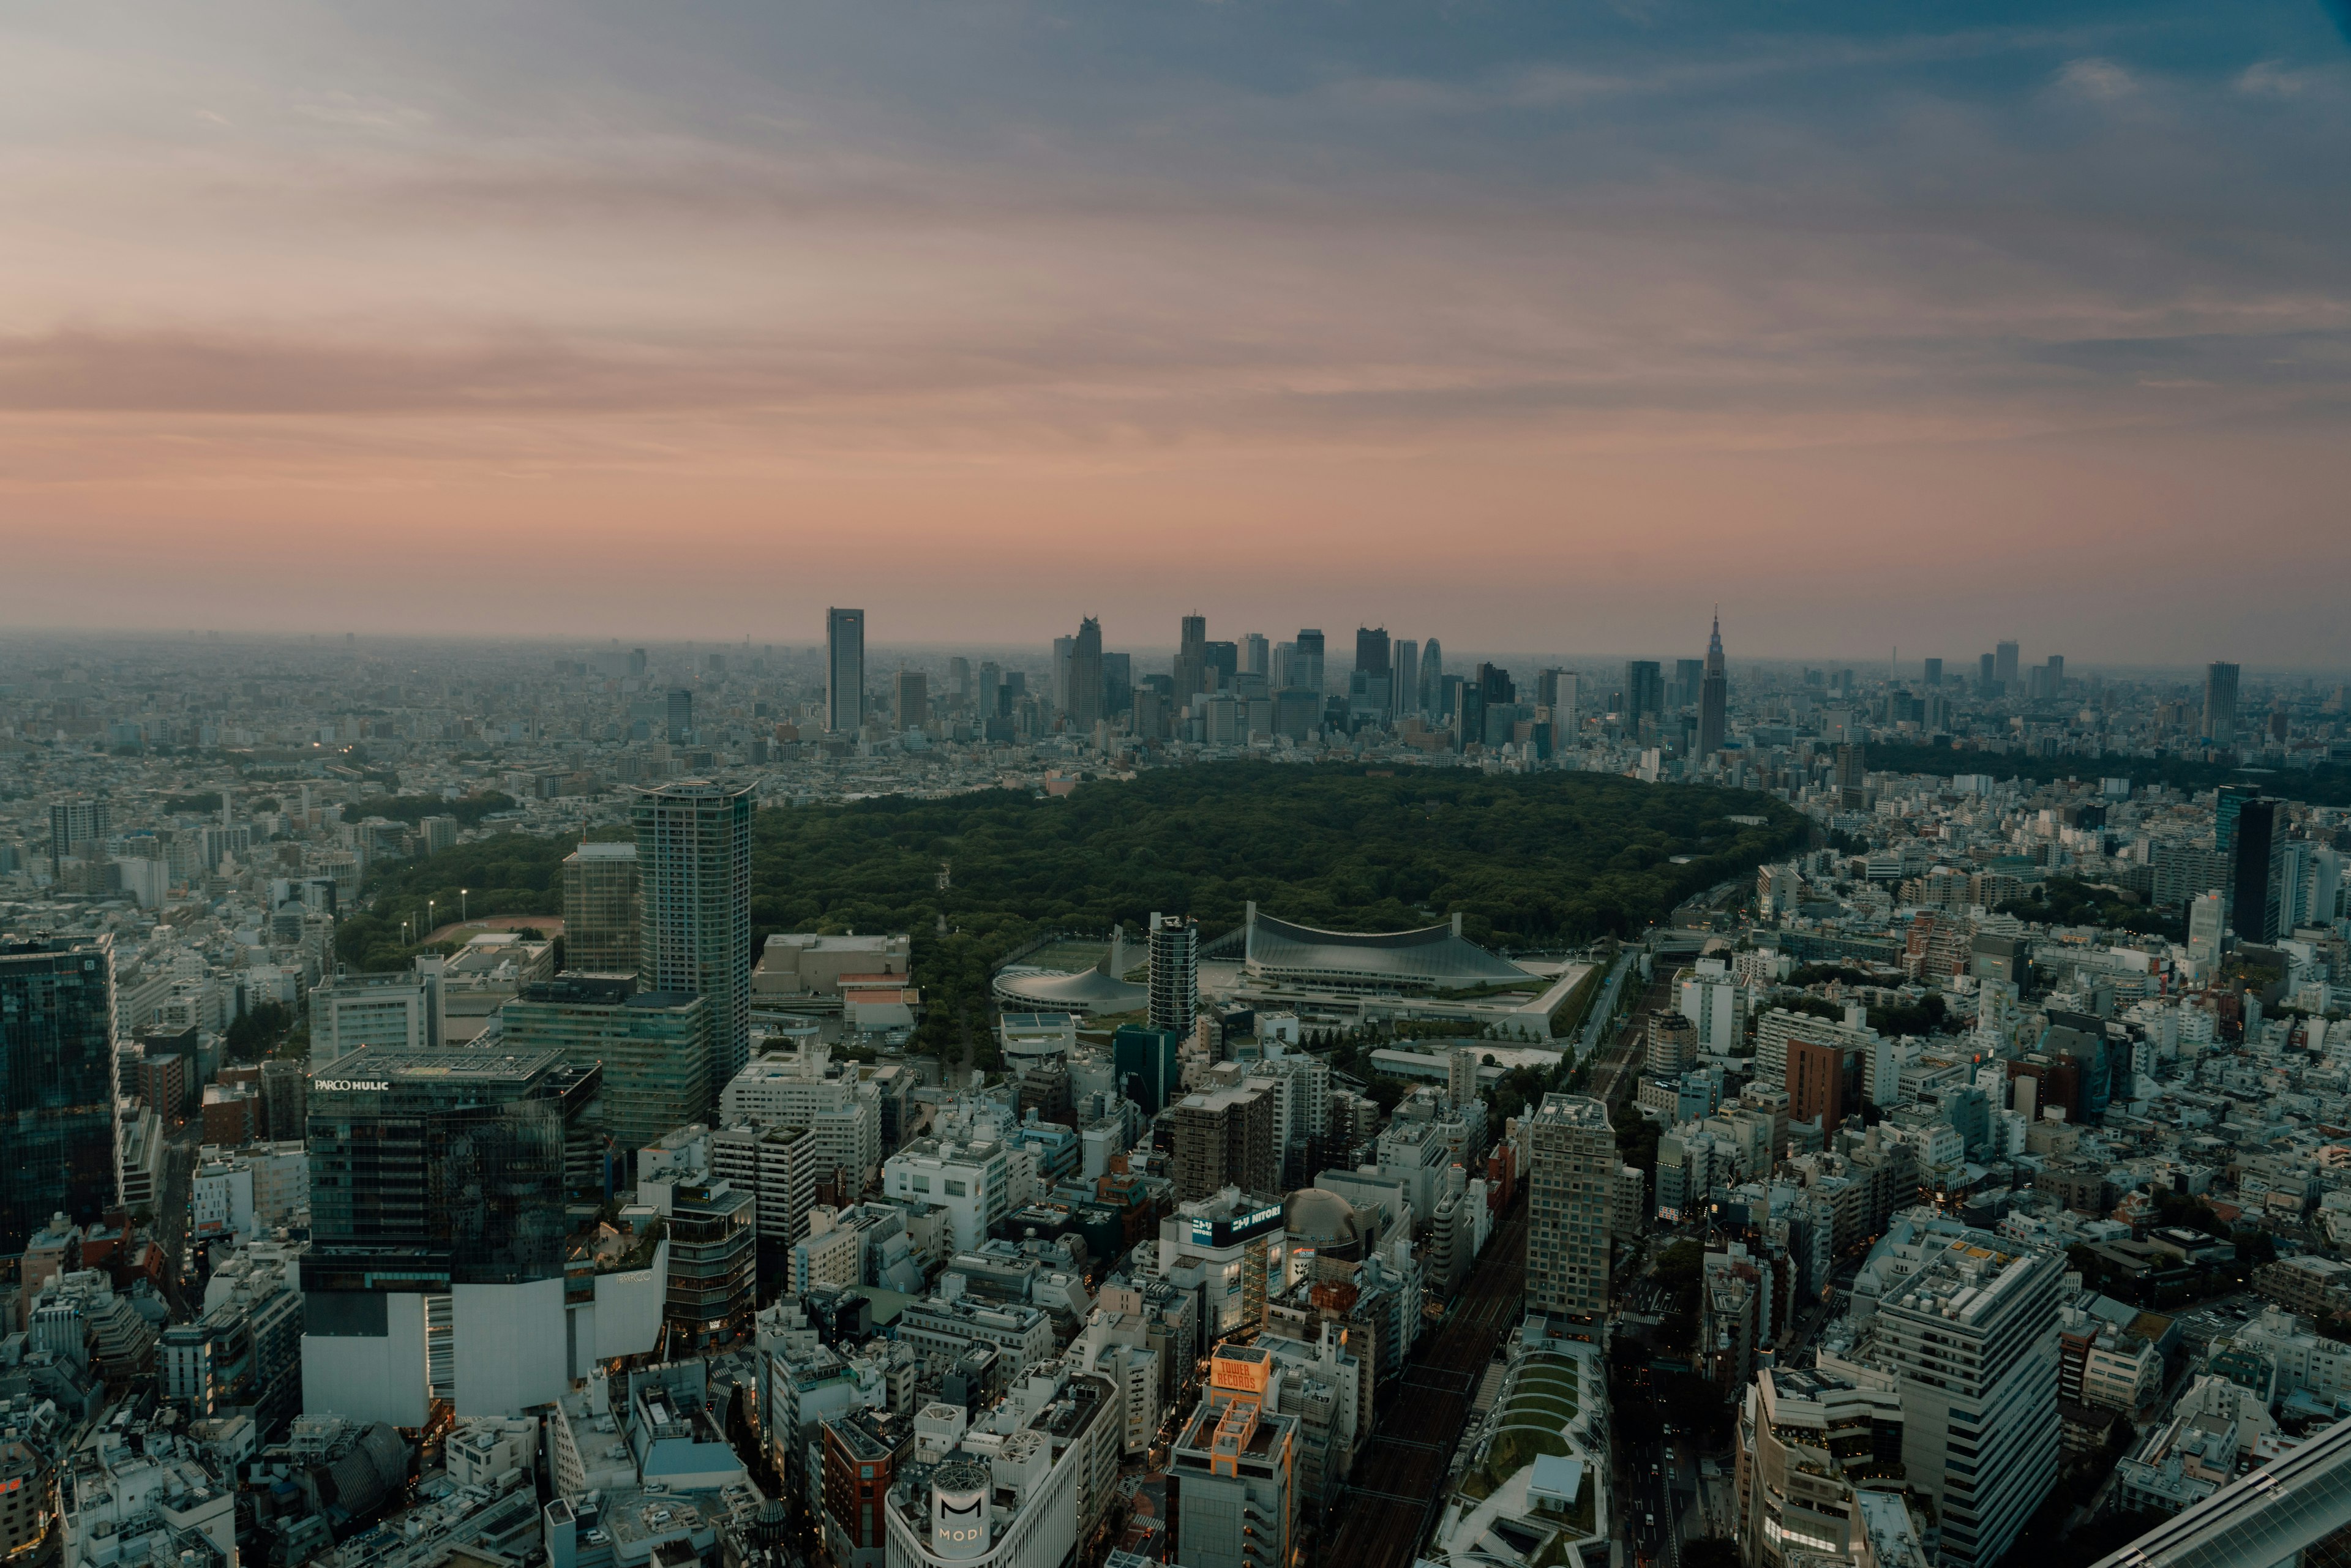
[1244,909,1529,991]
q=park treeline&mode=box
[338,762,1807,1051]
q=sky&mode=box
[2,1,2348,667]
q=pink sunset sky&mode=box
[3,2,2347,666]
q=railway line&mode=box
[1322,1196,1530,1568]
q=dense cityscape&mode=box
[4,617,2350,1568]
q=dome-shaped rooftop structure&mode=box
[1283,1187,1365,1261]
[991,929,1147,1016]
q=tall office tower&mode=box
[1111,1023,1182,1116]
[1101,651,1132,718]
[1835,743,1867,809]
[1623,660,1664,725]
[1293,628,1326,694]
[1922,657,1943,688]
[301,1049,591,1426]
[1977,653,1996,693]
[1176,613,1209,699]
[1392,638,1419,718]
[2204,661,2241,745]
[634,778,756,1088]
[0,934,119,1251]
[894,669,929,732]
[2230,797,2288,943]
[1070,618,1104,731]
[1147,913,1198,1040]
[47,796,111,877]
[1242,632,1270,679]
[1697,613,1728,759]
[1354,626,1391,685]
[561,840,640,972]
[1052,635,1077,716]
[2187,891,2225,967]
[1820,1225,2064,1568]
[664,687,694,743]
[825,607,866,733]
[501,976,711,1153]
[977,661,1003,719]
[628,647,648,678]
[1526,1093,1614,1319]
[1420,638,1444,715]
[2215,781,2259,861]
[948,656,972,706]
[1674,658,1704,708]
[1204,640,1238,692]
[1993,640,2020,690]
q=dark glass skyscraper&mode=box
[1070,617,1104,731]
[1623,660,1664,726]
[303,1049,587,1299]
[1176,613,1209,699]
[825,607,866,734]
[0,933,119,1251]
[2204,661,2241,746]
[2230,797,2287,944]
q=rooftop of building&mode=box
[1532,1093,1612,1130]
[310,1047,564,1084]
[1243,907,1529,983]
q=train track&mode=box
[1322,1196,1530,1568]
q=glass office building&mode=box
[0,933,120,1251]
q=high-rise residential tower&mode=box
[634,778,756,1088]
[825,607,866,734]
[1147,913,1198,1040]
[2204,661,2240,745]
[1070,617,1104,732]
[561,840,640,973]
[1697,612,1728,759]
[1526,1093,1614,1321]
[47,796,110,878]
[0,934,119,1250]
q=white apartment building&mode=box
[883,1139,1011,1253]
[1817,1217,2064,1568]
[721,1048,884,1189]
[1681,958,1748,1052]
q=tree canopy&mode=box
[340,763,1805,1058]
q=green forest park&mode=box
[340,762,1809,1056]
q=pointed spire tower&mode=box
[1697,609,1729,762]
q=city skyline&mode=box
[2,2,2347,662]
